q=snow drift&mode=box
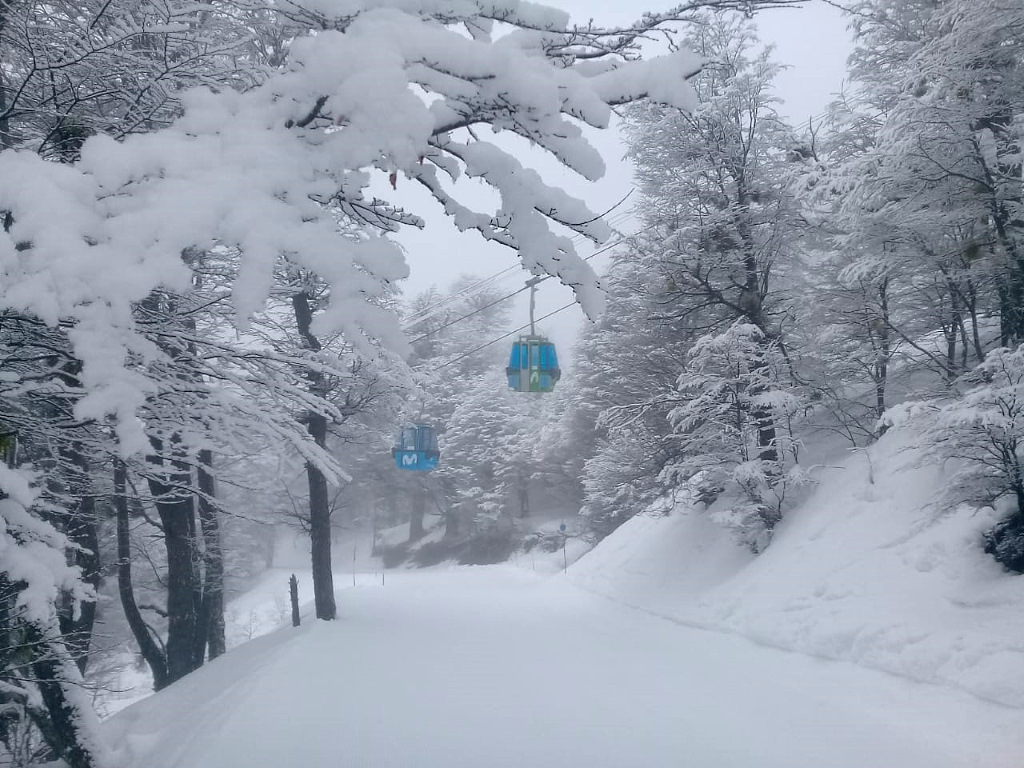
[570,428,1024,707]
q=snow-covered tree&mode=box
[884,345,1024,572]
[830,0,1023,370]
[563,12,806,541]
[664,321,804,549]
[0,0,262,155]
[0,1,713,454]
[566,246,696,537]
[0,462,110,768]
[783,0,1022,449]
[441,369,544,558]
[622,12,805,469]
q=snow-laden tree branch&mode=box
[0,0,735,452]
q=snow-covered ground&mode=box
[571,428,1024,708]
[106,564,1021,767]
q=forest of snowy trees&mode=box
[2,0,1024,764]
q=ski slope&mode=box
[107,567,1021,768]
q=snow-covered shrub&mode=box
[664,322,806,551]
[884,345,1024,571]
[705,462,813,552]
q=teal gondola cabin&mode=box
[506,335,561,393]
[392,424,440,471]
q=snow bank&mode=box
[571,430,1024,707]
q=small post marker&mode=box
[289,574,300,627]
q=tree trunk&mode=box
[735,189,777,465]
[26,619,105,768]
[1000,256,1024,347]
[306,414,336,621]
[443,506,460,540]
[957,312,969,371]
[975,122,1024,346]
[0,47,10,150]
[138,290,205,681]
[754,409,778,463]
[146,441,202,684]
[943,318,957,379]
[517,475,530,519]
[173,260,226,661]
[874,280,891,423]
[57,443,99,674]
[0,574,21,751]
[195,449,225,661]
[408,481,426,542]
[114,461,169,691]
[966,280,985,363]
[750,355,778,464]
[292,290,336,621]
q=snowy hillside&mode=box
[571,428,1024,708]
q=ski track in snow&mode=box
[107,567,1022,768]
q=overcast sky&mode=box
[396,0,853,365]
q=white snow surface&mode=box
[571,428,1024,709]
[108,569,1021,766]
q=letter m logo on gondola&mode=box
[402,454,419,467]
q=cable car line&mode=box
[430,213,681,375]
[400,265,519,329]
[409,233,632,345]
[409,282,533,344]
[400,201,636,331]
[438,300,576,371]
[412,210,686,366]
[400,222,618,334]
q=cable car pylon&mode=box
[505,278,561,393]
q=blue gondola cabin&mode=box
[507,335,561,393]
[392,424,440,471]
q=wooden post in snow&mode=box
[289,574,300,627]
